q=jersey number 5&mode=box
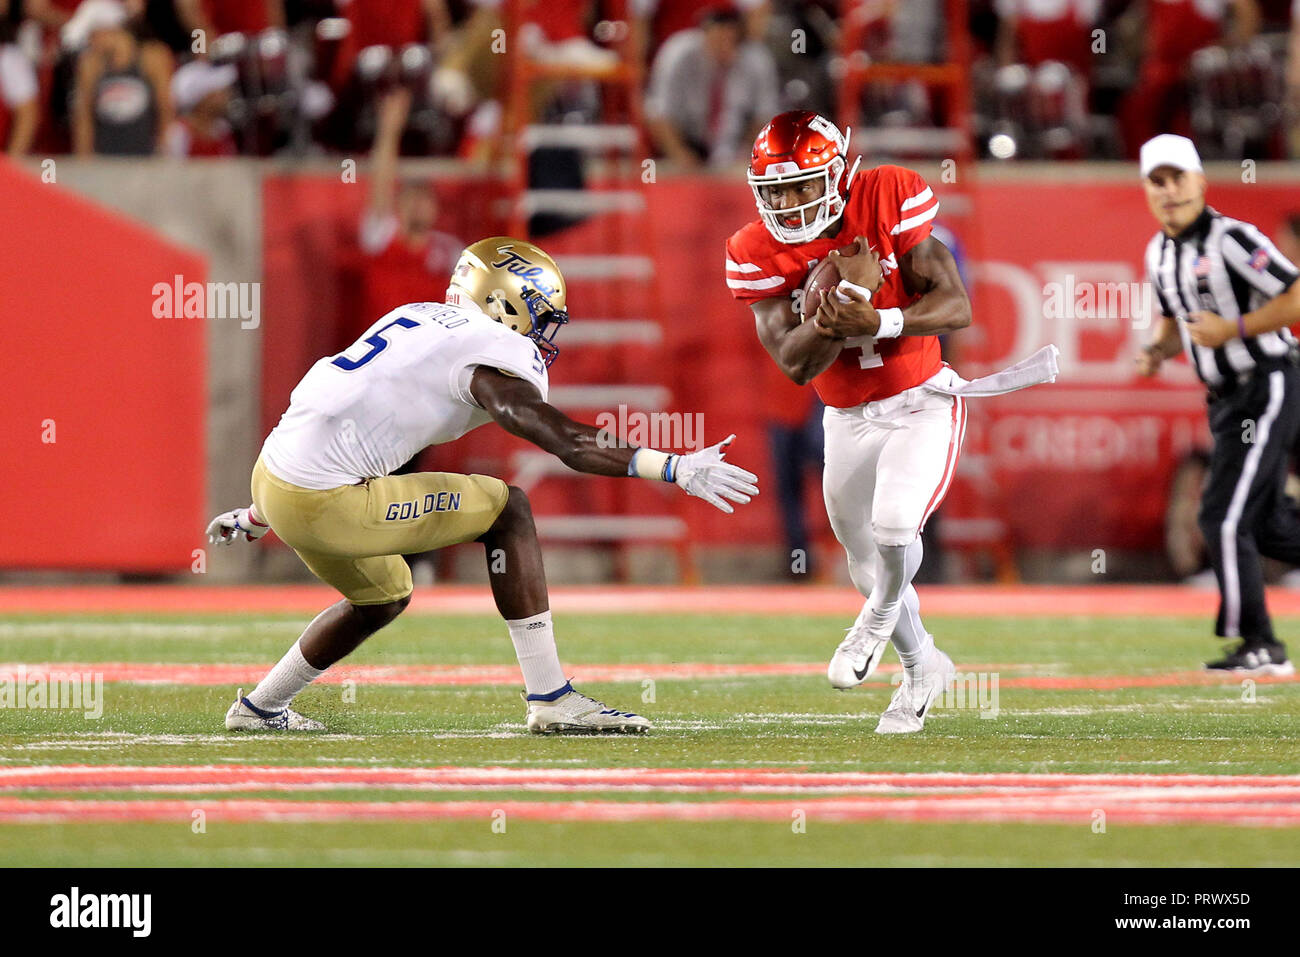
[331,317,419,371]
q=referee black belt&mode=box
[1206,357,1296,403]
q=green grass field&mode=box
[2,610,1298,866]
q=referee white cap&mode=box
[1140,134,1203,177]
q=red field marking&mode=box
[4,584,1300,617]
[6,767,1299,827]
[5,765,1300,795]
[4,661,1294,689]
[2,795,1298,827]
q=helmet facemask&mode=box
[749,155,851,245]
[484,285,568,368]
[446,237,569,367]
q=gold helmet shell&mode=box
[445,236,569,366]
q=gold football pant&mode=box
[251,457,510,605]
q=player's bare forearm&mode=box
[894,237,973,335]
[470,367,634,476]
[752,296,842,386]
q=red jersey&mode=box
[726,164,942,408]
[203,0,273,35]
[345,0,426,50]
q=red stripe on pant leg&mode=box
[919,397,965,534]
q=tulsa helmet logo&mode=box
[492,248,557,296]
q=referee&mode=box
[1136,134,1300,676]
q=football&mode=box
[799,241,861,323]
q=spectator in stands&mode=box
[994,0,1100,74]
[1287,0,1300,156]
[197,0,283,37]
[358,86,463,328]
[163,56,235,155]
[135,0,206,55]
[343,0,451,52]
[2,0,71,41]
[68,0,174,155]
[0,36,37,154]
[645,4,779,168]
[1119,0,1260,157]
[638,0,769,61]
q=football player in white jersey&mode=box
[207,237,759,734]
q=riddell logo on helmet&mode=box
[491,250,557,296]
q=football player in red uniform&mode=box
[726,111,971,733]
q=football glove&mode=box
[670,435,759,514]
[206,506,270,545]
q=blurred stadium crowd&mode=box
[2,0,1299,163]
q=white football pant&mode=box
[822,379,967,662]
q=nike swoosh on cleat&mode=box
[853,663,871,681]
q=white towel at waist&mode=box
[922,345,1060,398]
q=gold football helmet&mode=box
[445,236,569,366]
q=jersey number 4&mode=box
[845,335,883,369]
[331,317,420,371]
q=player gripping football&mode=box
[207,237,759,735]
[727,111,1057,733]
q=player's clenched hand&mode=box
[828,235,883,292]
[206,506,270,545]
[672,435,760,514]
[1185,310,1234,349]
[813,289,880,339]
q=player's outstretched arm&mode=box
[752,296,844,386]
[472,367,639,476]
[470,367,759,512]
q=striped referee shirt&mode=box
[1145,206,1299,393]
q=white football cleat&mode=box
[225,688,325,732]
[875,650,955,734]
[523,682,651,734]
[827,625,891,690]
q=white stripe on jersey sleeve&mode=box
[899,186,934,212]
[890,200,940,236]
[725,259,764,273]
[727,275,787,291]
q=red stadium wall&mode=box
[0,159,207,571]
[260,172,1300,556]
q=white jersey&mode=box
[261,301,549,489]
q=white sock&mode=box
[247,640,325,712]
[507,610,567,696]
[902,634,939,682]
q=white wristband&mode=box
[835,279,872,303]
[630,448,673,481]
[875,307,904,339]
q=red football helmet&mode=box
[748,111,860,244]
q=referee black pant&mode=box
[1199,364,1300,644]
